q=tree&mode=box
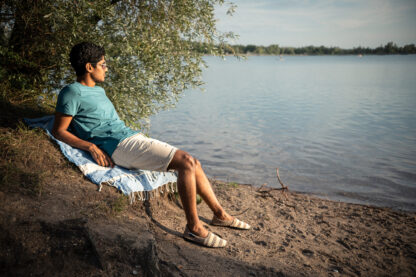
[384,41,398,54]
[254,45,265,55]
[0,0,236,127]
[244,44,257,53]
[402,44,416,54]
[265,44,279,55]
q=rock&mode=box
[255,240,267,246]
[302,249,314,257]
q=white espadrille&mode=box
[211,216,251,230]
[183,225,227,248]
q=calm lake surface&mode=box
[150,55,416,211]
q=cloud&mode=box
[215,0,416,47]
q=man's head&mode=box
[69,42,107,82]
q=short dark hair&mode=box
[69,42,105,76]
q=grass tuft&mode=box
[110,194,129,215]
[229,182,239,188]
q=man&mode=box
[52,42,250,248]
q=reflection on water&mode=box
[150,55,416,211]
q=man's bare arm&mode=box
[52,112,114,167]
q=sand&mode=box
[1,174,415,276]
[146,180,416,276]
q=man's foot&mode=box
[187,223,209,238]
[183,225,227,248]
[213,211,233,222]
[211,215,251,230]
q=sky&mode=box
[215,0,416,48]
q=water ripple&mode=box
[150,55,416,211]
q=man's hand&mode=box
[88,144,115,168]
[52,112,115,168]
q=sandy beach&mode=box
[1,166,415,276]
[146,181,416,276]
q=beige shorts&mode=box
[111,133,178,172]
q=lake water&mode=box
[149,55,416,211]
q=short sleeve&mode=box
[56,85,79,116]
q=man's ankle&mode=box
[187,223,208,237]
[214,210,231,221]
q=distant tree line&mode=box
[194,41,416,55]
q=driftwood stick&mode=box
[256,168,289,200]
[276,168,289,200]
[256,183,269,192]
[232,207,250,216]
[276,168,288,190]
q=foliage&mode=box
[213,42,416,56]
[0,0,237,128]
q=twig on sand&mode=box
[256,168,290,201]
[232,207,250,216]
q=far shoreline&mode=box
[205,53,416,57]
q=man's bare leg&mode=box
[168,150,209,238]
[194,160,233,222]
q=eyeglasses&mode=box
[90,62,108,69]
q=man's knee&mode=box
[181,153,196,171]
[170,150,197,172]
[194,158,201,168]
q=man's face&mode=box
[90,56,107,83]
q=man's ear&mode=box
[85,63,94,73]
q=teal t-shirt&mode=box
[56,82,138,156]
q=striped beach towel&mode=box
[24,116,177,202]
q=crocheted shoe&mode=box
[183,225,227,248]
[211,216,251,230]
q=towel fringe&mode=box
[127,182,177,204]
[102,179,177,204]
